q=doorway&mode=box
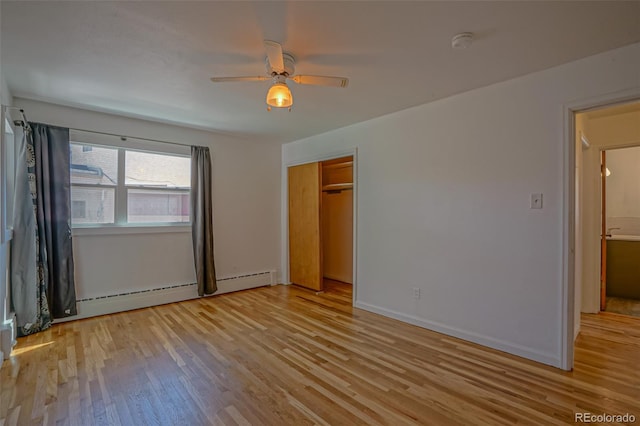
[287,155,354,298]
[574,100,640,321]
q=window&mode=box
[70,143,190,226]
[125,151,190,223]
[70,144,117,224]
[71,200,87,219]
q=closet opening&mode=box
[321,157,353,295]
[288,155,354,300]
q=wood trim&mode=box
[600,150,607,311]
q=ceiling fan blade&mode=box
[264,40,285,73]
[290,75,349,88]
[210,76,270,83]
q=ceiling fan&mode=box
[210,40,349,111]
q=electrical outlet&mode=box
[412,288,421,299]
[530,193,543,209]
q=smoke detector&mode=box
[451,32,474,49]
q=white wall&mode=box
[14,98,281,305]
[282,43,640,368]
[0,30,5,362]
[580,109,640,313]
[0,67,15,359]
[0,79,10,107]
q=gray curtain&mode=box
[11,123,76,336]
[32,123,77,318]
[11,127,51,336]
[191,146,217,296]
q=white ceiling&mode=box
[2,1,639,143]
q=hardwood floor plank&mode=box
[2,283,639,425]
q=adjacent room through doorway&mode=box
[601,145,640,316]
[575,100,640,322]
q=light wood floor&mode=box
[1,282,639,425]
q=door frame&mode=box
[600,150,607,312]
[563,88,640,371]
[281,148,358,303]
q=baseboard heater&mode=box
[55,270,276,323]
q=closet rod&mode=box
[323,188,353,193]
[4,106,193,149]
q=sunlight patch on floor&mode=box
[11,341,53,356]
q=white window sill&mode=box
[72,224,191,236]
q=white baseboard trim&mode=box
[354,300,560,368]
[56,271,274,323]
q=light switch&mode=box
[530,193,543,209]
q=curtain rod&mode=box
[67,126,191,149]
[5,106,32,131]
[4,106,195,149]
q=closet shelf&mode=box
[322,183,353,191]
[322,161,353,170]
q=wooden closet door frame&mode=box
[283,149,358,302]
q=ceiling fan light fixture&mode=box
[210,40,348,110]
[266,82,293,110]
[451,32,473,49]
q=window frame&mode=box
[69,133,192,231]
